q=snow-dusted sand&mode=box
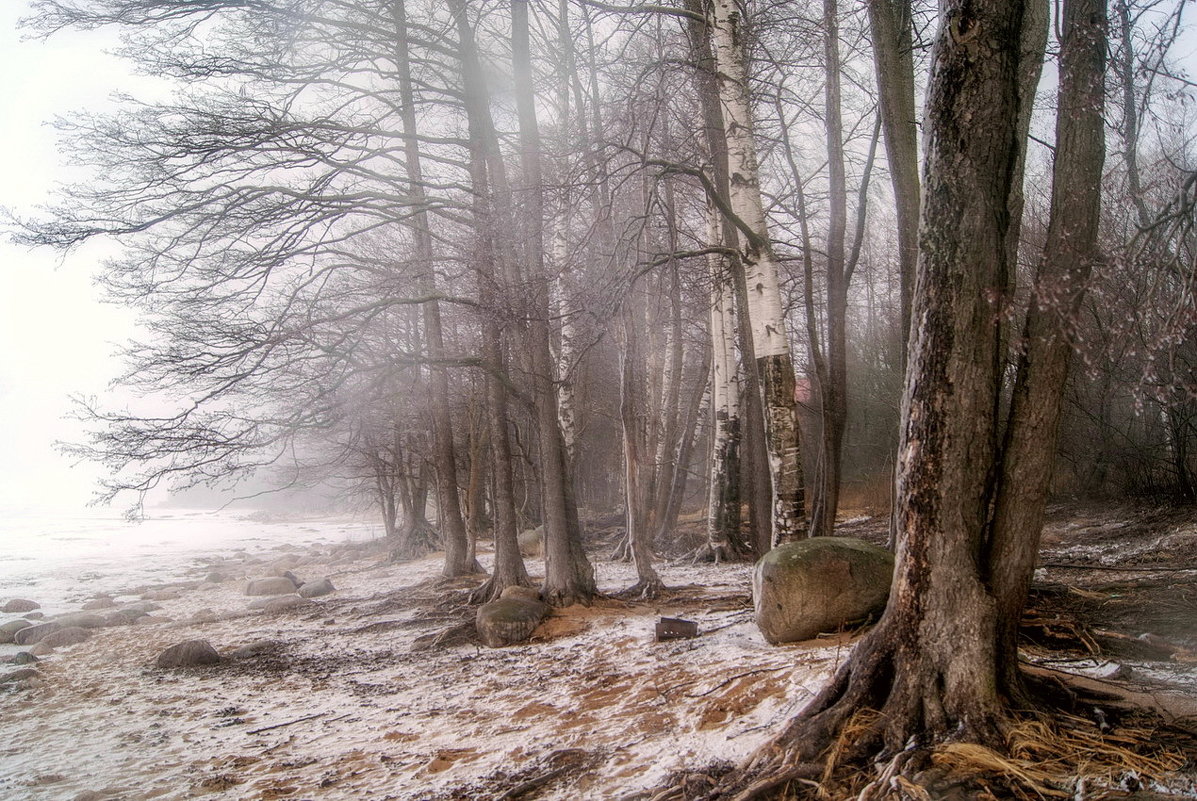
[0,522,843,801]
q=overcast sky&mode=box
[0,2,139,515]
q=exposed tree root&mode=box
[667,627,1189,801]
[468,573,533,605]
[615,576,668,601]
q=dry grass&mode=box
[930,714,1187,800]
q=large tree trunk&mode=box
[451,0,529,602]
[707,0,804,545]
[700,5,1065,794]
[393,0,475,578]
[511,0,596,606]
[988,0,1106,698]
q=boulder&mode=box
[753,537,894,645]
[244,576,298,597]
[0,619,32,644]
[38,627,92,648]
[297,577,334,598]
[204,571,227,584]
[134,615,173,625]
[476,590,549,648]
[29,642,55,656]
[262,595,314,614]
[517,528,543,558]
[141,589,181,602]
[8,652,38,665]
[156,639,221,668]
[190,608,218,624]
[82,597,116,611]
[2,598,40,614]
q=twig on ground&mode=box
[247,712,327,734]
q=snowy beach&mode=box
[0,516,840,801]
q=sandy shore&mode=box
[0,533,843,801]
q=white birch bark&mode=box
[708,0,805,542]
[706,204,741,558]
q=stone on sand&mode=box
[156,639,221,668]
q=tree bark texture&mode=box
[707,0,804,545]
[511,0,596,606]
[393,0,474,578]
[988,0,1106,695]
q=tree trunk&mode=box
[707,0,804,545]
[717,3,1049,786]
[618,298,663,598]
[988,0,1106,698]
[809,0,849,538]
[705,205,743,560]
[451,0,529,602]
[393,0,475,578]
[511,0,596,606]
[866,0,920,359]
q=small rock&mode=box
[141,589,181,602]
[134,615,173,625]
[25,611,45,620]
[29,642,54,656]
[0,619,32,644]
[122,601,162,614]
[1094,661,1133,680]
[244,577,298,597]
[38,627,92,648]
[476,594,549,647]
[103,609,146,626]
[204,571,226,584]
[1,667,41,683]
[262,595,314,614]
[297,577,335,598]
[82,597,116,611]
[2,598,40,614]
[230,639,282,658]
[156,639,221,668]
[8,652,38,665]
[190,608,218,624]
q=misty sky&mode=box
[0,2,138,515]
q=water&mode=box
[0,508,383,618]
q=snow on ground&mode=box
[0,530,844,801]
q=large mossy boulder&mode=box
[476,586,549,647]
[753,537,894,645]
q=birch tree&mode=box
[707,0,805,545]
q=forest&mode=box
[7,0,1197,798]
